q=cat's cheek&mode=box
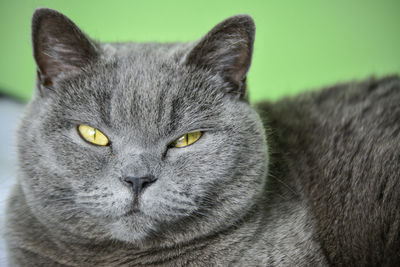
[48,127,112,176]
[76,185,134,218]
[77,172,138,218]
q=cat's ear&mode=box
[185,15,255,98]
[32,8,98,89]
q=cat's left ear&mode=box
[184,15,255,98]
[32,8,99,90]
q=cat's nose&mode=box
[122,175,157,195]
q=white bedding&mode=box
[0,99,25,266]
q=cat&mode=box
[4,7,400,266]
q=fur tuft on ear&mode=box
[185,15,255,98]
[32,8,98,89]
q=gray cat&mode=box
[5,8,400,266]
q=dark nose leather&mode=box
[122,175,157,195]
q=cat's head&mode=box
[18,8,268,246]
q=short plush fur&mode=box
[5,8,400,266]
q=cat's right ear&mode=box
[32,8,98,93]
[184,15,255,99]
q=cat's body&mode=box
[5,8,400,266]
[258,76,400,266]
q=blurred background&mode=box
[0,0,399,264]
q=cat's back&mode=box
[258,75,399,138]
[257,75,400,266]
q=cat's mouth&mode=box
[120,199,142,217]
[121,208,138,217]
[130,202,141,214]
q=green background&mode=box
[0,0,399,103]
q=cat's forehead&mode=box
[63,44,226,140]
[109,59,183,134]
[117,66,222,133]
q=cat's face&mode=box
[18,9,268,246]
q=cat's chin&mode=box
[109,221,148,244]
[105,202,192,246]
[107,213,160,245]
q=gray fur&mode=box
[5,8,400,266]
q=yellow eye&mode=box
[78,124,109,146]
[173,131,202,148]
